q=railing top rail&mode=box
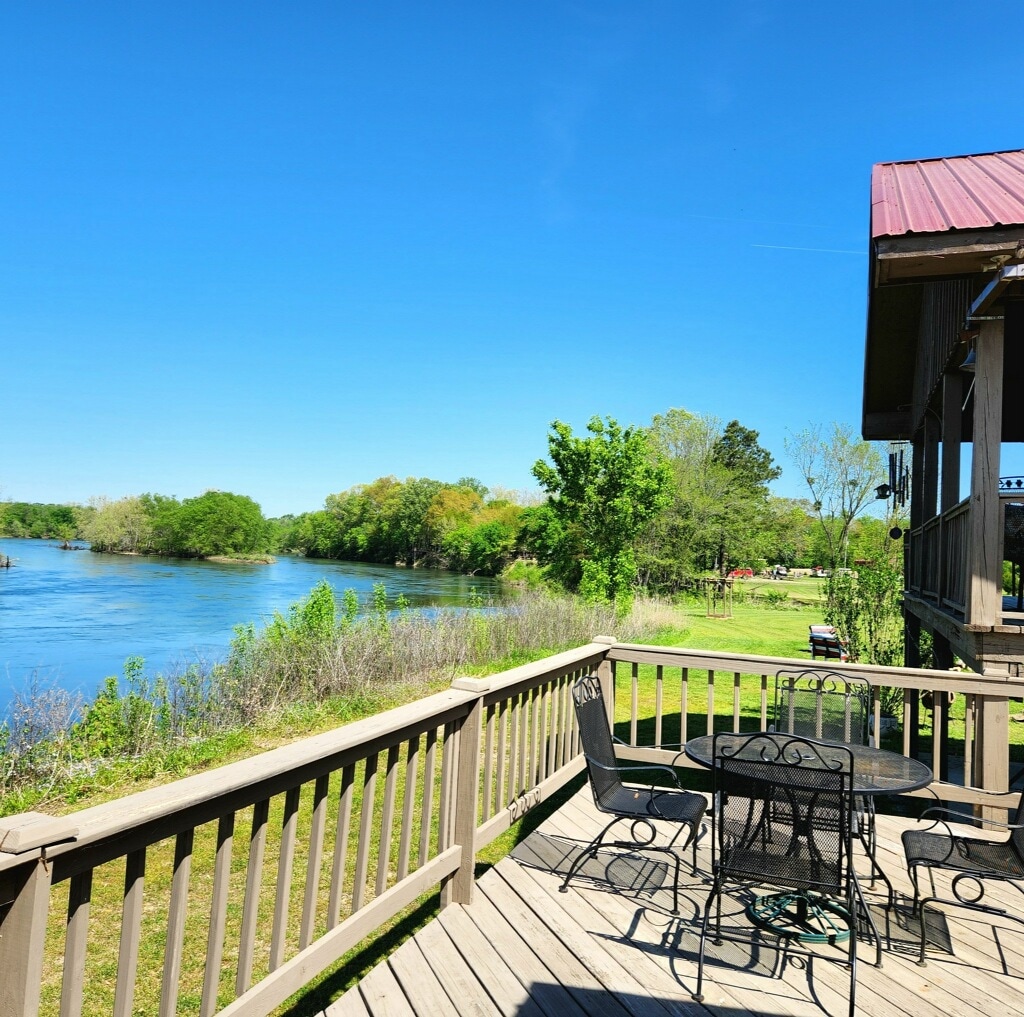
[473,640,611,704]
[606,641,1024,697]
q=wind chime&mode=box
[874,443,910,540]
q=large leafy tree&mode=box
[170,491,271,557]
[532,416,671,603]
[785,423,885,569]
[639,410,781,583]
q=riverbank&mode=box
[0,587,676,816]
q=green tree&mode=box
[85,496,153,553]
[785,423,885,569]
[169,491,270,558]
[532,416,671,604]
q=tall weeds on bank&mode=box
[0,583,672,806]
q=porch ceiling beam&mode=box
[969,263,1024,319]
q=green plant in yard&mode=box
[824,562,903,666]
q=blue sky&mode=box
[1,2,1020,518]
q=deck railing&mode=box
[907,493,1024,620]
[1,638,1020,1017]
[906,496,969,614]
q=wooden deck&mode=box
[323,786,1024,1017]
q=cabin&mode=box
[864,148,1024,791]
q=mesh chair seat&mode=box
[902,793,1024,963]
[593,785,708,826]
[560,674,706,913]
[903,827,1024,877]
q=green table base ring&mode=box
[747,891,852,944]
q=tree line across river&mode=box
[1,408,901,596]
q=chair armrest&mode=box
[919,805,1024,833]
[584,755,684,790]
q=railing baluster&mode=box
[732,672,741,731]
[529,685,542,787]
[482,704,496,822]
[706,670,715,735]
[160,828,194,1017]
[200,813,235,1017]
[352,755,379,912]
[270,786,301,970]
[630,662,639,744]
[328,764,355,928]
[397,737,419,881]
[494,699,508,813]
[902,689,912,757]
[680,666,689,743]
[60,869,92,1017]
[300,775,330,950]
[236,798,269,995]
[759,674,768,729]
[377,744,402,896]
[545,678,557,781]
[516,692,529,794]
[419,728,438,868]
[506,694,520,802]
[114,848,146,1017]
[965,693,975,786]
[438,722,457,907]
[655,665,663,746]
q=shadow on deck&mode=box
[324,786,1024,1017]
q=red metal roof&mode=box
[871,149,1024,238]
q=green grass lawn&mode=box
[652,600,822,658]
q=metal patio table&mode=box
[685,732,932,953]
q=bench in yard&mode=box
[809,624,848,661]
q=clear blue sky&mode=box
[1,2,1019,518]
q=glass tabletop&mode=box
[683,731,933,796]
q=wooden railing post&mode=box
[594,635,617,728]
[449,679,487,905]
[0,857,52,1017]
[975,693,1010,823]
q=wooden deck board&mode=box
[332,786,1024,1017]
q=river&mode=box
[0,538,505,710]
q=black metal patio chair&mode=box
[692,733,860,1017]
[902,788,1024,964]
[558,674,706,914]
[774,669,882,870]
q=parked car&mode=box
[728,568,754,579]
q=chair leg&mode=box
[559,816,621,894]
[692,879,722,1004]
[847,894,859,1017]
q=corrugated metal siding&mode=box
[871,149,1024,238]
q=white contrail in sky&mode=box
[751,244,862,255]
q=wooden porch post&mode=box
[966,317,1004,626]
[975,694,1010,821]
[0,857,52,1017]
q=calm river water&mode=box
[0,539,505,710]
